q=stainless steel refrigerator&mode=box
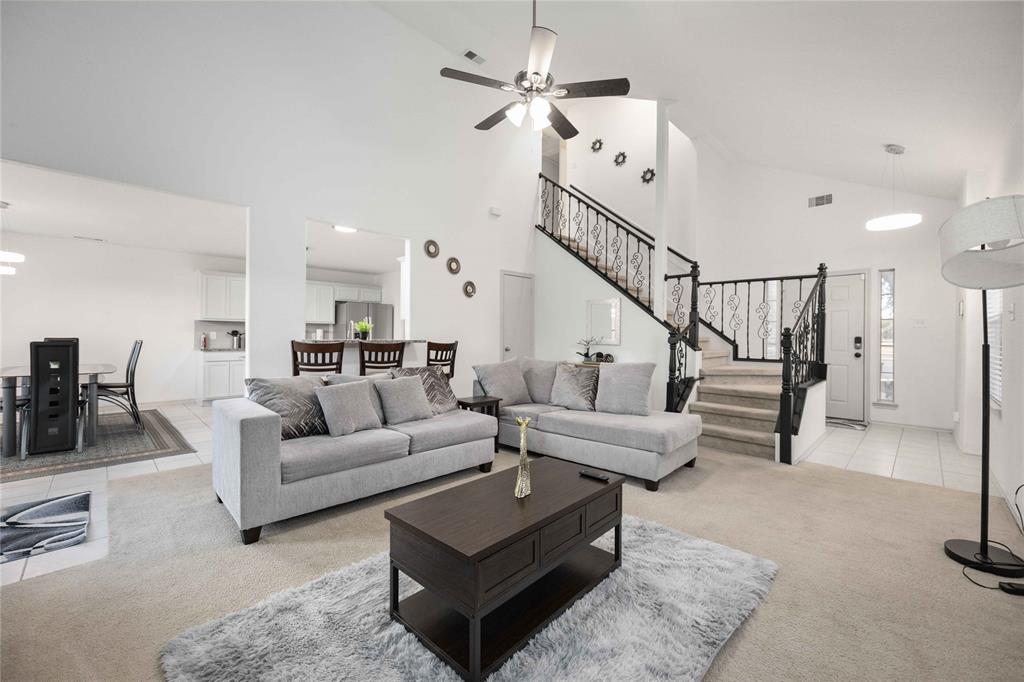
[335,302,394,340]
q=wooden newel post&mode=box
[689,262,701,350]
[666,333,680,411]
[779,326,794,465]
[815,263,827,365]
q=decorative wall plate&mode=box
[424,240,440,258]
[446,257,461,274]
[641,168,656,184]
[463,281,476,298]
[591,138,603,153]
[614,151,627,167]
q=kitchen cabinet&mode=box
[198,351,246,401]
[334,285,361,302]
[359,287,383,303]
[305,282,337,324]
[200,272,245,321]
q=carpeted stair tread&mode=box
[702,350,731,359]
[690,402,777,422]
[701,423,776,447]
[703,365,782,376]
[698,384,780,398]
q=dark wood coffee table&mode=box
[385,458,624,681]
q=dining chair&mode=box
[426,341,458,379]
[358,341,405,375]
[23,340,85,457]
[292,340,344,376]
[89,339,143,430]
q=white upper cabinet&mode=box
[200,272,245,321]
[334,285,361,302]
[305,282,337,324]
[359,287,383,303]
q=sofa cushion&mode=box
[390,366,458,415]
[499,403,567,429]
[376,376,433,425]
[386,409,497,454]
[537,410,702,454]
[324,373,389,423]
[595,362,655,416]
[520,358,558,404]
[279,429,410,483]
[244,376,327,440]
[549,362,599,411]
[473,358,531,406]
[314,381,382,437]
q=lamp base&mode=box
[944,539,1024,578]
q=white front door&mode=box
[825,273,866,421]
[500,272,534,361]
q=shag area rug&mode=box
[1,410,194,482]
[162,515,777,681]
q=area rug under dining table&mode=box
[161,515,777,681]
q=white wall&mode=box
[956,88,1024,528]
[1,1,539,397]
[698,163,959,430]
[791,381,828,463]
[534,235,670,411]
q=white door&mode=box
[825,273,866,421]
[501,272,534,360]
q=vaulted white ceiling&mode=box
[383,1,1022,199]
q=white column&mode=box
[652,99,670,321]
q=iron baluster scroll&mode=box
[778,263,828,464]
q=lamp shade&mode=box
[939,195,1024,290]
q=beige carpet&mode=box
[1,448,1022,681]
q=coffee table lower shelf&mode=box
[392,543,618,680]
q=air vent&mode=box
[807,193,832,208]
[462,49,485,65]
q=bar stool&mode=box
[358,341,404,375]
[291,341,344,376]
[426,341,458,379]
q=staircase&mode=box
[536,173,827,463]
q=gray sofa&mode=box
[474,359,701,491]
[212,379,496,544]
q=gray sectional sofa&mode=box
[474,359,702,491]
[213,372,495,544]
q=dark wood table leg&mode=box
[390,561,399,615]
[614,521,622,563]
[468,613,481,681]
[87,374,99,446]
[2,377,16,458]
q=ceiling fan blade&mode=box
[475,103,517,130]
[526,26,557,82]
[440,67,516,92]
[554,78,631,99]
[546,102,579,140]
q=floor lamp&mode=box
[939,194,1024,578]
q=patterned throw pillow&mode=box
[245,376,327,440]
[549,362,600,411]
[390,366,458,414]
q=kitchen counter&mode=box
[198,348,248,352]
[305,339,426,344]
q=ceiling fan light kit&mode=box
[439,0,630,141]
[866,144,923,232]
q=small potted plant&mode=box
[575,336,602,363]
[355,319,373,340]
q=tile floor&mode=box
[1,401,212,584]
[802,423,985,492]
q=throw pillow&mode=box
[472,358,531,406]
[520,358,558,404]
[314,381,382,437]
[376,376,433,425]
[390,366,457,414]
[549,362,600,411]
[324,373,389,423]
[595,362,655,416]
[245,376,327,440]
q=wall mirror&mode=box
[587,297,620,346]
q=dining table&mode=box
[0,363,118,457]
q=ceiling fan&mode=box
[439,0,630,140]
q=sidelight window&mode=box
[879,269,895,402]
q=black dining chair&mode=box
[23,340,86,457]
[358,341,405,375]
[426,341,458,379]
[86,339,143,430]
[291,340,344,376]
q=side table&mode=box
[457,396,501,456]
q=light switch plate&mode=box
[912,319,927,328]
[488,206,502,217]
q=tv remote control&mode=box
[579,469,610,483]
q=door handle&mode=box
[504,346,511,352]
[854,352,862,358]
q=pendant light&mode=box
[865,144,922,231]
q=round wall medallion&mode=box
[591,138,604,153]
[614,151,627,167]
[446,257,461,275]
[423,240,440,258]
[641,168,656,184]
[463,281,476,298]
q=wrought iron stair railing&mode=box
[536,173,700,410]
